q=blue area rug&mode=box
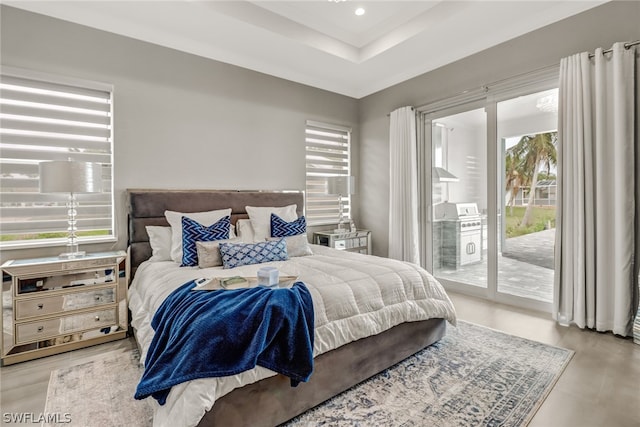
[44,321,573,426]
[285,321,573,427]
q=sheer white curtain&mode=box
[389,106,419,264]
[555,42,639,336]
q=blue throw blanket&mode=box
[134,280,315,405]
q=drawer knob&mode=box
[37,326,44,333]
[94,316,100,321]
[36,303,44,310]
[95,295,101,301]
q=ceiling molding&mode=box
[4,1,608,99]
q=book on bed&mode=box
[192,276,299,291]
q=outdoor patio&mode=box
[435,229,555,303]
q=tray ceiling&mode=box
[4,1,607,98]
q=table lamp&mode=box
[326,176,355,233]
[39,160,103,258]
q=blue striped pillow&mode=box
[181,216,230,267]
[219,238,288,269]
[271,214,306,237]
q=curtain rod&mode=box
[386,40,639,117]
[588,40,640,58]
[386,107,414,117]
[385,62,558,117]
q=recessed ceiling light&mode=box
[355,7,365,16]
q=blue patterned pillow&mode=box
[181,216,230,267]
[271,214,306,237]
[219,238,288,269]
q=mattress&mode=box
[129,244,457,427]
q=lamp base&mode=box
[333,214,351,234]
[334,221,351,234]
[58,250,86,259]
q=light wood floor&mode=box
[1,292,638,427]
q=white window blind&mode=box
[305,120,351,226]
[0,68,114,248]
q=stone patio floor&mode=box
[435,229,555,303]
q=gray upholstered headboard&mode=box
[127,189,304,278]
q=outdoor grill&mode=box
[434,202,482,267]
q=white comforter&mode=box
[128,245,456,427]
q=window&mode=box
[305,120,352,226]
[0,67,114,248]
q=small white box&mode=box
[257,267,279,286]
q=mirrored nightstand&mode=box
[313,230,371,255]
[1,251,128,365]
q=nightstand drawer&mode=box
[15,287,116,320]
[15,268,116,296]
[15,308,117,344]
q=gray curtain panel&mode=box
[388,106,420,264]
[555,42,639,337]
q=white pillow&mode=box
[165,208,232,263]
[146,226,172,262]
[267,233,313,257]
[236,219,255,243]
[245,204,297,242]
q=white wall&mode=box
[446,125,483,207]
[0,6,359,262]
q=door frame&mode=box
[420,100,490,301]
[417,69,559,313]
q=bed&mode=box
[126,189,456,427]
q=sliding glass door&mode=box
[496,89,557,305]
[422,83,557,311]
[427,103,488,296]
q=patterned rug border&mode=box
[285,320,575,427]
[43,320,575,427]
[458,319,577,357]
[42,348,153,427]
[455,320,575,426]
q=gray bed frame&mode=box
[127,189,447,427]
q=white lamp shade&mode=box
[326,176,355,195]
[39,161,103,194]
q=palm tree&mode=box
[507,132,557,227]
[504,150,527,216]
